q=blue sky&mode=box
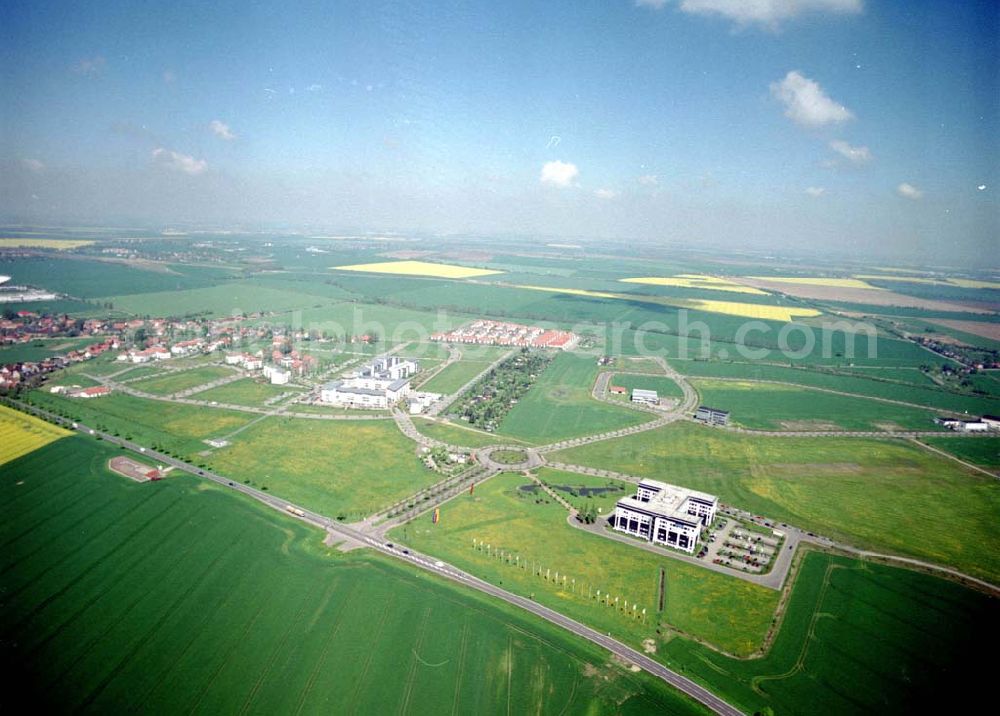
[1,0,996,264]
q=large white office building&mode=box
[611,479,718,554]
[319,355,417,409]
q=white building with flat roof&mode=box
[611,479,718,554]
[631,388,658,405]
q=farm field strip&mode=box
[621,275,769,295]
[0,238,94,249]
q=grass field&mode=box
[419,359,493,393]
[533,467,629,515]
[621,275,768,295]
[130,365,234,395]
[660,550,998,715]
[919,437,1000,469]
[393,472,779,657]
[611,373,685,400]
[25,391,255,457]
[690,379,943,432]
[333,260,503,279]
[497,352,650,443]
[551,422,1000,583]
[0,238,93,249]
[192,378,302,406]
[1,437,706,715]
[411,417,533,448]
[0,404,70,465]
[676,360,1000,415]
[204,417,438,519]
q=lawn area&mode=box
[203,417,438,519]
[130,365,235,395]
[610,373,685,400]
[391,472,779,657]
[533,467,630,515]
[411,417,533,447]
[919,437,999,469]
[497,352,650,443]
[24,391,255,457]
[690,378,943,432]
[675,360,1000,416]
[0,337,97,363]
[420,359,493,393]
[0,403,70,465]
[192,378,302,407]
[1,437,705,715]
[659,550,998,715]
[551,422,1000,583]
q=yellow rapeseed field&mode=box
[947,278,1000,290]
[854,274,946,286]
[514,284,621,299]
[0,404,71,466]
[674,299,821,321]
[747,276,882,290]
[0,238,94,250]
[332,260,503,279]
[855,275,1000,290]
[512,284,821,321]
[621,274,768,295]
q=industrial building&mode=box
[631,388,658,405]
[694,405,730,426]
[611,479,718,554]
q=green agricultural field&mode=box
[533,467,629,515]
[659,550,998,715]
[24,391,255,457]
[392,473,779,657]
[0,337,97,363]
[497,352,650,443]
[690,378,944,432]
[192,378,301,406]
[411,417,532,448]
[1,437,706,715]
[419,359,493,393]
[551,422,1000,583]
[610,373,685,400]
[130,365,234,395]
[919,437,1000,469]
[108,282,333,318]
[676,359,1000,416]
[204,417,438,519]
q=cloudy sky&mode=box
[1,0,996,264]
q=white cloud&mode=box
[897,182,923,200]
[805,186,826,197]
[72,55,106,76]
[152,148,208,175]
[676,0,862,25]
[209,120,236,141]
[594,188,619,200]
[540,160,579,187]
[829,139,871,164]
[22,158,45,173]
[770,71,853,127]
[637,174,659,186]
